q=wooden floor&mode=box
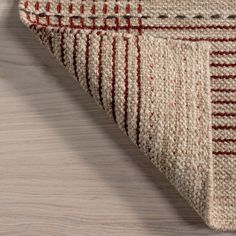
[0,1,234,235]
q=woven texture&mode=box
[19,0,236,231]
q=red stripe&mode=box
[126,4,131,14]
[61,30,66,66]
[138,1,143,34]
[24,1,30,21]
[25,18,236,41]
[126,3,131,33]
[212,100,236,104]
[136,36,141,147]
[69,3,73,13]
[92,2,96,14]
[73,33,79,80]
[85,34,92,96]
[178,37,236,42]
[115,0,120,31]
[213,139,236,143]
[35,1,39,10]
[98,35,104,108]
[111,38,117,123]
[212,88,236,92]
[211,62,236,67]
[103,0,108,29]
[69,3,74,27]
[35,1,40,24]
[57,3,62,26]
[80,1,85,27]
[114,3,119,13]
[213,151,236,156]
[57,2,62,13]
[103,1,108,14]
[213,125,236,130]
[24,0,29,8]
[154,24,236,30]
[25,17,236,31]
[124,38,129,135]
[46,2,51,25]
[211,75,236,80]
[92,1,96,28]
[211,51,236,56]
[213,112,236,117]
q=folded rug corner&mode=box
[19,0,236,231]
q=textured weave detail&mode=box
[19,0,236,231]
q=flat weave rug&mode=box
[19,0,236,231]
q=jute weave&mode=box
[19,0,236,230]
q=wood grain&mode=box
[0,1,234,235]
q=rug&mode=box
[19,0,236,231]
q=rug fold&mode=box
[19,0,236,230]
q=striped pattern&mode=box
[19,0,236,231]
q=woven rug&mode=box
[19,0,236,231]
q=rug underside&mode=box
[19,0,236,231]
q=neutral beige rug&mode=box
[19,0,236,231]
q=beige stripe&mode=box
[75,32,88,92]
[114,37,126,132]
[88,32,100,103]
[126,36,139,144]
[100,34,114,117]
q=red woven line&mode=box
[126,3,131,13]
[159,25,236,30]
[92,2,96,14]
[211,51,236,56]
[178,37,236,42]
[213,112,236,117]
[92,1,96,28]
[136,36,141,146]
[24,0,29,8]
[103,0,108,14]
[46,2,51,25]
[24,0,30,21]
[73,33,79,80]
[35,1,40,24]
[69,3,73,13]
[126,3,131,33]
[103,0,108,29]
[213,139,236,143]
[98,35,104,109]
[213,151,236,156]
[80,1,85,27]
[212,100,236,104]
[57,3,62,26]
[124,38,129,135]
[57,2,62,13]
[23,18,236,38]
[138,1,143,34]
[111,37,117,123]
[212,88,236,92]
[69,3,74,27]
[211,62,236,67]
[211,75,236,79]
[35,2,39,10]
[61,30,66,66]
[85,34,92,96]
[213,125,236,130]
[115,1,120,31]
[81,0,85,13]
